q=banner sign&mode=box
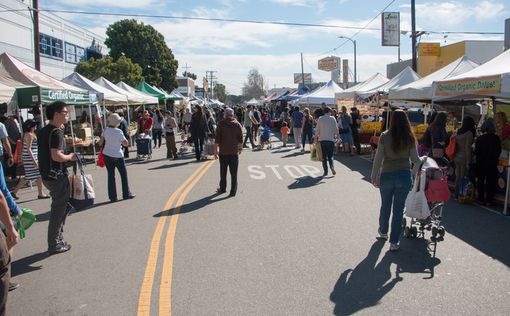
[419,43,441,56]
[318,57,339,71]
[294,73,312,84]
[435,75,501,96]
[381,12,400,47]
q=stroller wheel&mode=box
[410,226,418,238]
[438,227,446,237]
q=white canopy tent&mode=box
[94,77,148,105]
[296,80,344,105]
[336,73,389,99]
[389,56,479,101]
[0,82,15,104]
[116,81,159,104]
[62,72,127,105]
[246,98,259,105]
[357,67,421,98]
[433,49,510,101]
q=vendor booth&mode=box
[433,49,510,214]
[296,80,343,106]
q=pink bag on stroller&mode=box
[425,176,451,202]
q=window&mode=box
[65,42,86,64]
[40,33,63,60]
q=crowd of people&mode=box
[1,99,510,313]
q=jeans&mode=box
[103,154,132,201]
[477,165,498,203]
[320,141,334,174]
[352,127,361,154]
[454,158,468,197]
[378,170,412,244]
[43,175,72,249]
[219,154,239,195]
[165,134,177,158]
[302,128,313,148]
[243,126,254,147]
[152,129,163,148]
[0,232,10,315]
[0,161,20,216]
[193,137,204,160]
[293,127,302,147]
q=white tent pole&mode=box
[461,106,465,121]
[126,101,133,146]
[88,103,97,162]
[505,151,510,216]
[69,114,77,155]
[103,101,107,128]
[39,103,45,128]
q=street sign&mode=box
[294,73,312,84]
[318,57,340,71]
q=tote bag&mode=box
[69,157,95,210]
[405,171,431,220]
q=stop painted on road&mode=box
[248,165,322,180]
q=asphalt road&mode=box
[7,136,510,316]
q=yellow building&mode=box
[417,40,503,77]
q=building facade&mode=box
[176,76,195,97]
[0,0,105,80]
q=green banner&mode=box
[17,86,89,107]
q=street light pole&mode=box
[338,36,357,84]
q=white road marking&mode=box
[248,164,322,180]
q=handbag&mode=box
[69,156,95,210]
[13,139,22,164]
[405,171,431,220]
[425,176,451,202]
[97,147,105,168]
[445,135,457,160]
[316,142,323,161]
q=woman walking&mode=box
[100,114,135,202]
[301,108,314,152]
[152,109,164,148]
[190,105,207,161]
[371,110,424,251]
[12,119,49,199]
[164,111,178,160]
[338,106,355,155]
[453,116,475,198]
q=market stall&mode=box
[433,49,510,214]
[296,80,343,106]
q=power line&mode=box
[0,7,503,36]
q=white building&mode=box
[0,0,106,79]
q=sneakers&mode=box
[389,243,400,252]
[378,229,388,240]
[48,242,72,255]
[331,167,336,175]
[8,282,19,292]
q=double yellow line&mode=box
[137,160,215,316]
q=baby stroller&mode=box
[136,135,152,159]
[403,158,450,255]
[179,133,194,154]
[258,125,272,150]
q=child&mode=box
[280,122,290,147]
[260,125,271,149]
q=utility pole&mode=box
[182,63,191,75]
[205,70,217,100]
[33,0,40,70]
[411,0,417,72]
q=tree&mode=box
[214,83,227,102]
[75,56,143,87]
[105,19,179,90]
[242,68,265,100]
[226,94,243,105]
[182,71,197,80]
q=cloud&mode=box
[53,0,156,8]
[270,0,328,13]
[399,1,507,29]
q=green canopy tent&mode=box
[135,81,167,104]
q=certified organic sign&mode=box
[435,75,501,96]
[47,90,88,102]
[318,57,339,71]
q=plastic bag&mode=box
[405,171,431,220]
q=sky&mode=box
[40,0,508,95]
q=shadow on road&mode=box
[281,151,305,159]
[288,176,324,189]
[153,193,231,217]
[333,154,372,183]
[330,239,440,315]
[11,252,48,277]
[148,161,194,170]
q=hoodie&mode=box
[215,117,243,155]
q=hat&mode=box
[107,113,122,127]
[224,107,234,117]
